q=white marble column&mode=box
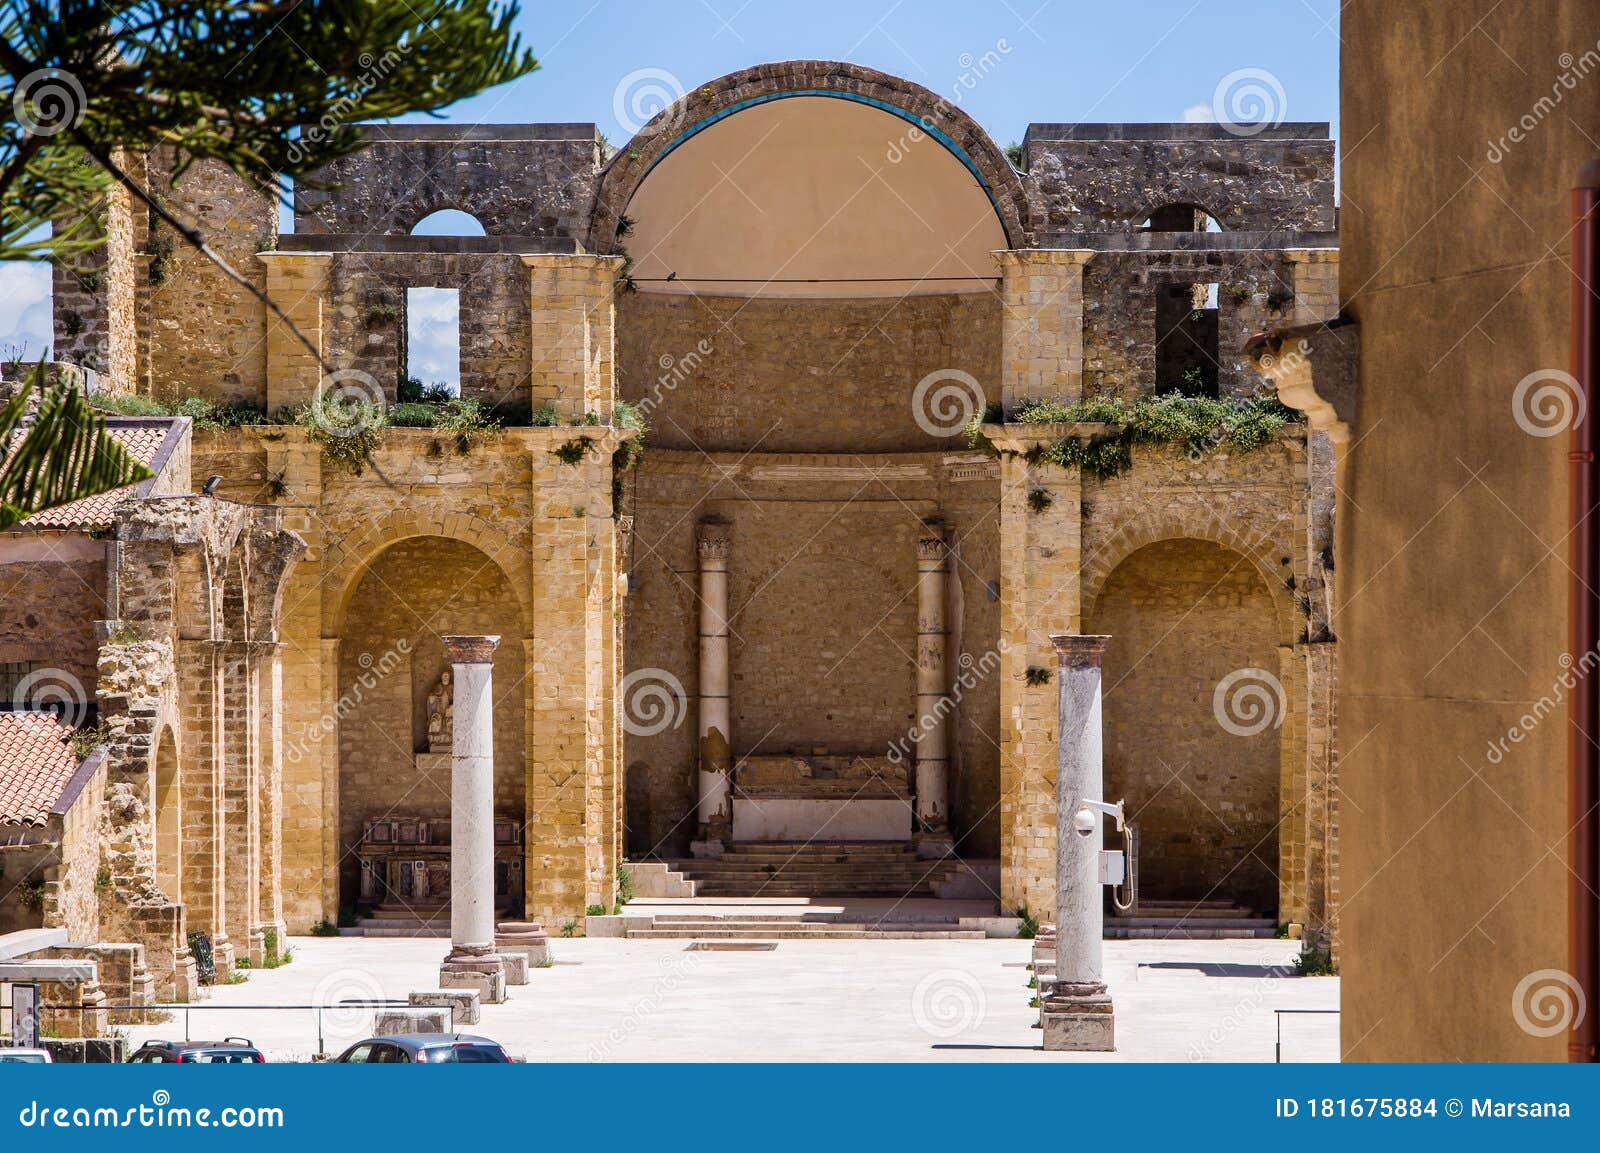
[914,527,951,849]
[1043,632,1115,1051]
[693,523,732,854]
[438,634,507,1003]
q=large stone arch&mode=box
[321,508,533,637]
[1086,535,1285,913]
[1081,508,1300,645]
[331,533,529,916]
[590,60,1032,253]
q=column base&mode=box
[1041,981,1115,1051]
[913,831,955,860]
[439,947,507,1005]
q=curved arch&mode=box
[321,509,533,637]
[1081,509,1298,644]
[409,208,487,237]
[1142,202,1224,232]
[590,61,1031,252]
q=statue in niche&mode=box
[426,668,453,753]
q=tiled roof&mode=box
[0,711,82,827]
[8,418,180,531]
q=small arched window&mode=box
[1141,204,1223,233]
[409,209,487,237]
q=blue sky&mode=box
[0,0,1342,360]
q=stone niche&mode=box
[730,754,912,842]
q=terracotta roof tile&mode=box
[7,418,179,531]
[0,711,82,827]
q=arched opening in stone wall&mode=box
[409,209,487,236]
[1143,203,1223,232]
[1087,538,1282,915]
[335,536,526,923]
[614,72,1010,884]
[152,725,181,903]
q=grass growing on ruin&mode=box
[963,391,1302,480]
[92,392,270,431]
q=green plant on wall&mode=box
[966,391,1302,481]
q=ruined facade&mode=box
[28,62,1339,961]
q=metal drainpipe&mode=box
[1570,162,1600,1063]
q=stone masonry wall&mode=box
[1083,250,1294,400]
[1024,125,1336,235]
[623,449,1004,859]
[294,125,601,238]
[617,291,1002,453]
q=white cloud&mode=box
[1182,102,1216,123]
[405,286,460,391]
[0,260,53,361]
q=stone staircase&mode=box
[670,841,964,898]
[623,911,987,940]
[343,905,450,938]
[1106,899,1277,939]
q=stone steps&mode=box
[671,843,964,899]
[625,926,987,940]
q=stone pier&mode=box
[693,522,732,856]
[1041,633,1115,1051]
[914,525,951,855]
[438,634,507,1004]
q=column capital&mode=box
[1051,633,1110,668]
[917,533,948,565]
[697,522,732,563]
[443,635,500,664]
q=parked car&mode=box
[0,1047,51,1063]
[334,1034,511,1063]
[127,1038,264,1064]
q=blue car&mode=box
[334,1034,512,1063]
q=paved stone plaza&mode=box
[121,935,1338,1063]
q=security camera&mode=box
[1072,806,1097,837]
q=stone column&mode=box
[1042,633,1115,1051]
[439,635,507,1003]
[693,522,732,855]
[914,526,952,852]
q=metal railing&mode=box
[39,1000,408,1059]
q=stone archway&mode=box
[1086,537,1284,914]
[333,535,527,921]
[590,60,1032,254]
